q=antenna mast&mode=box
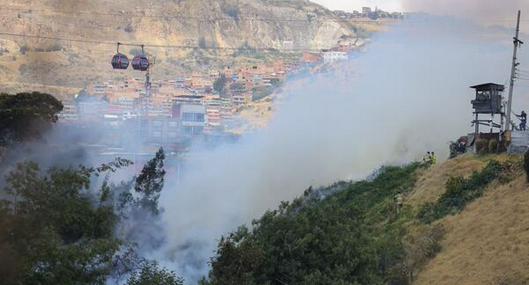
[505,10,524,131]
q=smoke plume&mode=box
[3,11,529,285]
[402,0,529,31]
[158,15,529,283]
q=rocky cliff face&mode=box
[0,0,359,93]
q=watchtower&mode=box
[470,83,505,136]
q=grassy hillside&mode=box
[203,153,526,284]
[412,155,529,285]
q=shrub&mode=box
[475,139,488,154]
[399,224,446,282]
[418,160,503,223]
[222,5,240,21]
[124,23,134,33]
[488,139,498,153]
[19,44,29,55]
[204,163,423,284]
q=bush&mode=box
[127,262,183,285]
[475,139,488,154]
[19,44,29,55]
[400,224,445,282]
[418,160,504,223]
[124,23,134,33]
[488,139,498,153]
[204,163,423,284]
[222,5,240,21]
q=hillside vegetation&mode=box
[203,154,526,284]
[413,155,529,285]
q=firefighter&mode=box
[431,152,437,164]
[423,152,431,164]
[515,111,527,131]
[395,193,404,215]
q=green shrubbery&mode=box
[418,160,504,224]
[203,163,425,284]
[0,149,182,285]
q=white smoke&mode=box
[402,0,529,31]
[158,15,529,283]
[3,11,529,285]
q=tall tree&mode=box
[0,92,63,146]
[134,147,166,215]
[0,162,121,285]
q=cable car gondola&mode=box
[111,43,129,70]
[132,45,150,71]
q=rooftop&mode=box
[470,83,505,91]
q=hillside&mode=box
[0,0,369,95]
[409,155,529,285]
[202,153,529,284]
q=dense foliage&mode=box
[418,160,505,224]
[0,92,63,146]
[127,262,183,285]
[0,148,182,285]
[203,163,425,285]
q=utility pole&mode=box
[505,10,524,131]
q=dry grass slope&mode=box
[409,154,529,285]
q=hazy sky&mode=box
[312,0,528,30]
[311,0,403,12]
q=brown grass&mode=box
[413,159,529,285]
[407,154,488,207]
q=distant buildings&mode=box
[332,7,404,20]
[362,7,372,16]
[322,50,348,64]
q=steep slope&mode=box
[407,155,489,206]
[0,0,360,94]
[408,154,529,285]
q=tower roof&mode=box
[470,83,505,91]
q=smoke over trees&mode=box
[0,146,181,284]
[201,163,429,284]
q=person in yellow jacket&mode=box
[431,152,437,165]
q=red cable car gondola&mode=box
[132,45,150,71]
[111,43,129,70]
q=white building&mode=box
[322,51,348,64]
[178,104,206,136]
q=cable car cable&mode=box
[0,31,330,52]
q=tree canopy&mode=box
[0,92,63,146]
[0,148,181,284]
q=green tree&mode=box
[205,164,423,285]
[127,262,183,285]
[213,74,228,96]
[0,161,124,285]
[134,147,166,215]
[0,92,63,146]
[0,154,180,284]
